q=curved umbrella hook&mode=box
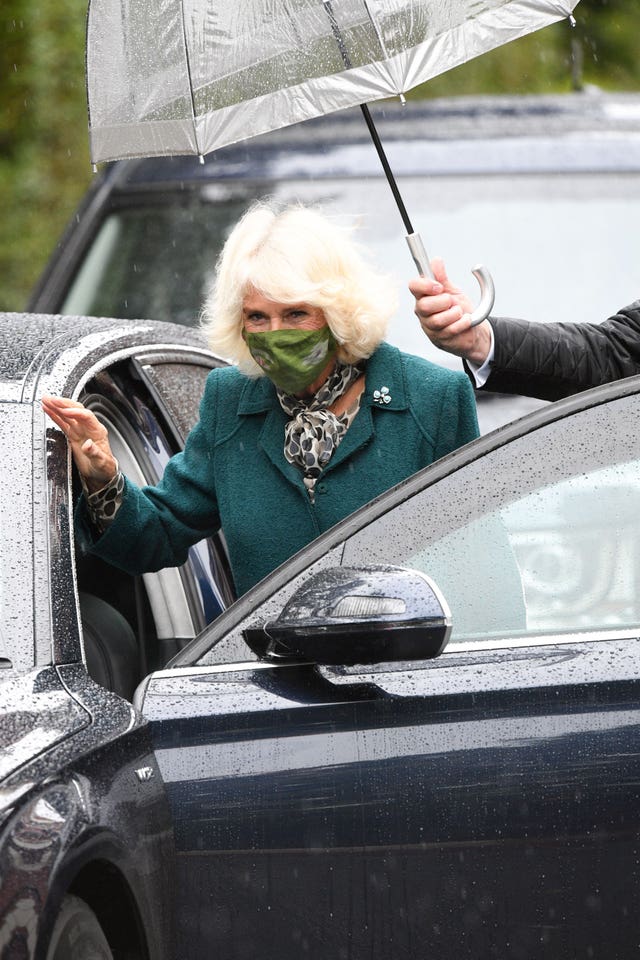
[407,233,495,328]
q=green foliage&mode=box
[1,0,639,312]
[412,2,640,99]
[1,6,31,155]
[1,0,91,311]
[573,0,640,88]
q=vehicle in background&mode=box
[4,311,640,958]
[28,92,640,432]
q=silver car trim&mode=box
[146,626,640,682]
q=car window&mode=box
[191,388,640,670]
[61,198,250,327]
[77,361,233,672]
[60,172,640,349]
[136,355,237,611]
[138,358,215,441]
[57,167,639,436]
[343,390,640,648]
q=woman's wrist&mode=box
[83,468,125,532]
[82,459,119,495]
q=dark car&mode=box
[0,314,233,960]
[28,91,640,432]
[4,311,640,959]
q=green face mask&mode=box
[245,326,338,394]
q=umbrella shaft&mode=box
[359,102,414,236]
[322,0,414,235]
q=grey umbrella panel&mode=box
[87,0,580,164]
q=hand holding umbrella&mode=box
[410,258,493,362]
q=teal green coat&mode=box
[78,342,479,596]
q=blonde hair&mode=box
[200,202,397,376]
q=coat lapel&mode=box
[324,342,408,475]
[322,402,374,474]
[258,408,304,488]
[237,375,304,490]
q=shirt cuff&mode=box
[81,467,124,531]
[466,321,495,388]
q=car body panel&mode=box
[1,313,228,675]
[0,668,173,960]
[0,313,212,404]
[138,371,640,958]
[0,668,89,792]
[140,637,640,959]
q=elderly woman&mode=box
[43,203,479,597]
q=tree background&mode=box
[1,0,639,312]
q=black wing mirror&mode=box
[244,565,451,665]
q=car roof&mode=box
[102,92,640,189]
[0,313,212,403]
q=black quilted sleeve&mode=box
[475,301,640,401]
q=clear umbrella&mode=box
[86,0,581,323]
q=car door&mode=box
[75,348,235,683]
[138,376,640,960]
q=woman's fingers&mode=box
[41,396,85,428]
[81,437,108,460]
[43,396,91,423]
[43,396,105,440]
[41,395,118,486]
[41,404,71,433]
[42,395,86,414]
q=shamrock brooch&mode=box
[373,386,391,405]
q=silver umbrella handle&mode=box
[406,232,495,328]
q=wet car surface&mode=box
[28,91,640,433]
[4,311,640,957]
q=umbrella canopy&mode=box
[86,0,580,324]
[87,0,580,165]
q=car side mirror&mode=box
[243,565,451,666]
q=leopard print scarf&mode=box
[277,362,363,502]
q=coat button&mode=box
[317,482,328,494]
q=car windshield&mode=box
[61,170,640,360]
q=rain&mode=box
[2,2,640,959]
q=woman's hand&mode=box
[409,257,492,366]
[41,396,118,493]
